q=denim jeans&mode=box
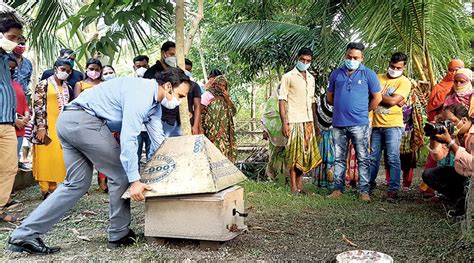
[137,131,151,164]
[17,136,23,159]
[162,121,182,138]
[369,127,403,193]
[333,125,370,193]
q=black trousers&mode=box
[422,166,469,206]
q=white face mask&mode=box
[164,56,177,67]
[387,67,403,78]
[0,33,18,52]
[135,67,147,78]
[103,73,116,81]
[161,95,181,109]
[56,71,70,80]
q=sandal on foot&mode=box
[0,211,18,223]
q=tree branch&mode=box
[184,0,203,56]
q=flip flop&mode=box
[5,200,21,210]
[0,211,18,223]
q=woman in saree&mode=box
[262,86,287,180]
[201,75,237,162]
[314,94,335,189]
[32,59,72,199]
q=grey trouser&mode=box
[11,110,131,242]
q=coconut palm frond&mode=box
[345,0,470,79]
[0,1,30,24]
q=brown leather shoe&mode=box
[359,192,371,202]
[327,190,343,199]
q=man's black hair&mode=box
[185,58,192,67]
[155,67,190,88]
[444,104,469,119]
[133,55,149,63]
[0,19,23,33]
[390,52,408,65]
[60,48,74,57]
[208,69,223,78]
[346,42,365,52]
[85,58,103,69]
[54,58,72,68]
[161,41,176,52]
[297,48,313,58]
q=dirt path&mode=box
[1,168,472,261]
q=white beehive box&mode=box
[123,135,247,198]
[145,186,247,241]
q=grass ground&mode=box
[1,168,473,261]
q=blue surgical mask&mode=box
[68,59,75,69]
[344,59,360,70]
[184,70,193,79]
[296,61,310,72]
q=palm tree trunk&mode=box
[176,0,191,136]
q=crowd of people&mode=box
[263,43,472,215]
[0,16,472,255]
[0,17,239,253]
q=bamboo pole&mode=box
[176,0,191,135]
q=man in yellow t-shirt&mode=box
[369,52,411,201]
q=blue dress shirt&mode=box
[0,52,16,123]
[71,77,165,182]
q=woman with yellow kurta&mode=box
[32,59,72,200]
[73,58,103,97]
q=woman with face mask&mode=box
[201,76,237,162]
[31,59,72,200]
[102,65,116,81]
[443,68,473,114]
[423,68,474,181]
[73,58,103,98]
[427,59,465,122]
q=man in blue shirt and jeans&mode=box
[8,68,191,254]
[326,42,382,202]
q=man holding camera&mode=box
[423,104,473,217]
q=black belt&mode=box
[0,122,14,126]
[63,105,85,111]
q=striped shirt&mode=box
[0,52,17,123]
